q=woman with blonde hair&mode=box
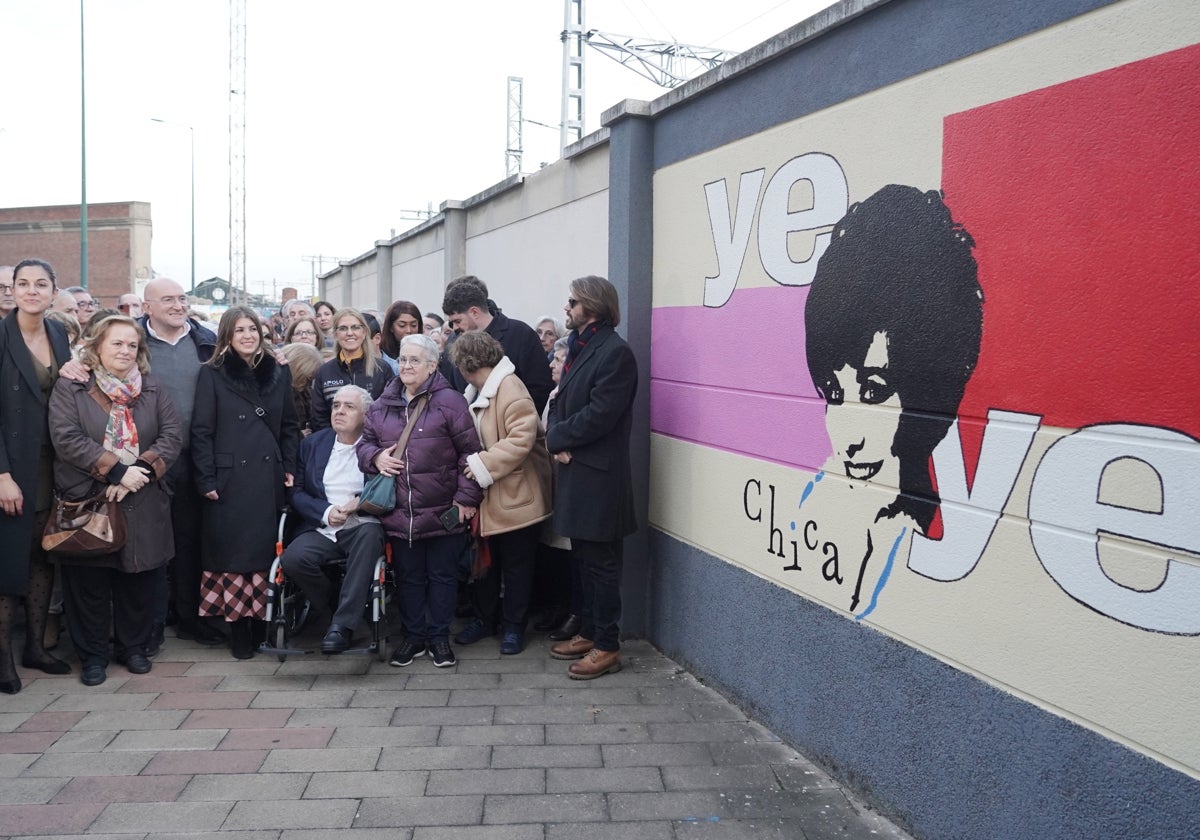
[310,307,393,432]
[279,342,323,437]
[49,314,182,685]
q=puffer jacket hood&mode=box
[356,370,483,542]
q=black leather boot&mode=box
[548,613,581,641]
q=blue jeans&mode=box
[392,533,461,642]
[574,538,623,652]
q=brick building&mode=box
[0,201,152,307]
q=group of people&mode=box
[0,264,639,693]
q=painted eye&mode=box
[860,378,895,405]
[821,379,844,405]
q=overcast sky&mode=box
[0,0,835,299]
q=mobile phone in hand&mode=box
[438,506,461,530]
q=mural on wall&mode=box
[649,21,1200,773]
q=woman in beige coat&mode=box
[452,331,553,655]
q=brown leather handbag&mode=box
[42,491,127,556]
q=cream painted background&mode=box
[649,0,1200,776]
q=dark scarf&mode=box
[565,320,609,373]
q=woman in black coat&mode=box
[191,307,299,659]
[0,259,74,694]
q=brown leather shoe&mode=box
[550,634,594,660]
[568,648,621,680]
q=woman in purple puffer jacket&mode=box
[357,334,482,668]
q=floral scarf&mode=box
[94,367,142,464]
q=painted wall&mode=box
[644,0,1200,835]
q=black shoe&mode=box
[0,676,20,695]
[534,609,567,631]
[500,627,525,656]
[428,639,457,668]
[230,620,255,660]
[121,653,152,675]
[321,626,353,654]
[389,640,427,667]
[22,654,71,675]
[548,613,581,642]
[81,665,107,686]
[177,621,225,646]
[453,618,492,646]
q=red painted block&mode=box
[181,708,294,730]
[141,749,267,775]
[148,691,258,710]
[15,711,87,732]
[51,774,190,803]
[0,731,61,754]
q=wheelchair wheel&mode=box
[274,622,288,663]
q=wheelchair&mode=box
[259,509,395,662]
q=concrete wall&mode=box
[320,140,609,325]
[636,0,1200,836]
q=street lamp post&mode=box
[150,118,196,292]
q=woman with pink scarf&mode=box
[49,314,182,687]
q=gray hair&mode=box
[333,384,373,413]
[537,316,566,339]
[283,299,315,317]
[552,336,570,354]
[399,333,441,365]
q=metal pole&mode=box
[189,125,196,293]
[80,0,88,289]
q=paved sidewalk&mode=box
[0,630,912,839]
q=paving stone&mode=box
[354,794,484,827]
[493,704,595,725]
[25,751,154,777]
[73,710,189,731]
[20,674,126,694]
[0,753,38,776]
[390,705,494,727]
[544,687,640,705]
[0,776,70,804]
[0,692,54,713]
[447,688,543,707]
[328,724,439,747]
[302,769,427,799]
[133,660,193,677]
[707,741,806,766]
[216,674,316,691]
[662,765,780,791]
[14,710,86,731]
[412,827,541,840]
[287,707,393,728]
[437,724,543,746]
[145,833,278,840]
[351,689,450,708]
[0,730,60,753]
[310,674,408,690]
[613,788,853,823]
[259,746,380,772]
[496,672,585,689]
[671,817,824,839]
[484,792,606,824]
[43,693,153,712]
[89,800,233,833]
[106,728,227,751]
[11,835,145,840]
[404,672,500,690]
[217,727,333,750]
[638,684,724,706]
[648,721,762,743]
[181,708,294,729]
[491,745,602,769]
[0,802,105,835]
[43,730,118,753]
[377,745,492,771]
[547,766,663,793]
[0,712,30,731]
[250,689,354,709]
[184,659,281,675]
[283,830,412,840]
[426,768,544,795]
[51,774,191,803]
[147,691,258,710]
[178,771,310,801]
[141,748,266,775]
[116,675,223,694]
[602,743,713,768]
[594,705,693,724]
[773,760,840,792]
[546,822,674,840]
[454,656,547,675]
[277,657,372,676]
[687,703,753,722]
[546,723,649,745]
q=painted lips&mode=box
[844,461,883,481]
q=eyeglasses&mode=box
[397,355,430,368]
[335,324,366,333]
[147,295,188,306]
[292,329,317,338]
[77,299,97,309]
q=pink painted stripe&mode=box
[651,380,831,470]
[651,285,819,398]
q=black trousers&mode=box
[62,562,163,666]
[468,522,540,630]
[574,538,623,652]
[279,523,385,632]
[163,455,205,625]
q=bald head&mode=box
[0,266,13,314]
[143,277,190,339]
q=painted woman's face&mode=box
[822,331,901,487]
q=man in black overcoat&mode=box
[544,275,638,680]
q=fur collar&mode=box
[217,350,282,396]
[465,356,516,411]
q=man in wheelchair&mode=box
[282,385,386,653]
